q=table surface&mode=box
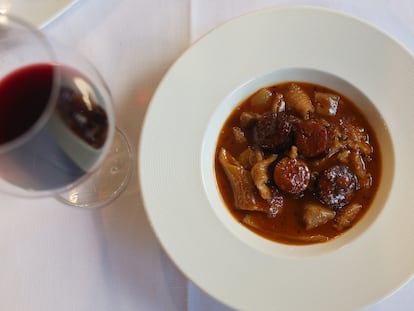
[1,1,414,310]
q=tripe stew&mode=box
[215,82,381,245]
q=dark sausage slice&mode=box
[295,119,330,158]
[273,157,310,194]
[317,165,357,208]
[253,112,292,151]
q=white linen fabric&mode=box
[0,0,412,310]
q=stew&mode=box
[215,82,381,245]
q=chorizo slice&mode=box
[317,165,357,208]
[295,119,331,158]
[273,157,310,194]
[253,112,292,151]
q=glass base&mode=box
[56,128,132,208]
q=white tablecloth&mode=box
[1,0,413,310]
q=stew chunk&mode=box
[317,165,357,208]
[295,119,330,158]
[253,112,292,151]
[273,157,310,194]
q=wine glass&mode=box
[0,13,132,208]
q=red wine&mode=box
[0,64,53,144]
[0,63,108,148]
[0,63,110,191]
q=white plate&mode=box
[140,7,414,311]
[0,0,78,28]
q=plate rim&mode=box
[139,6,414,310]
